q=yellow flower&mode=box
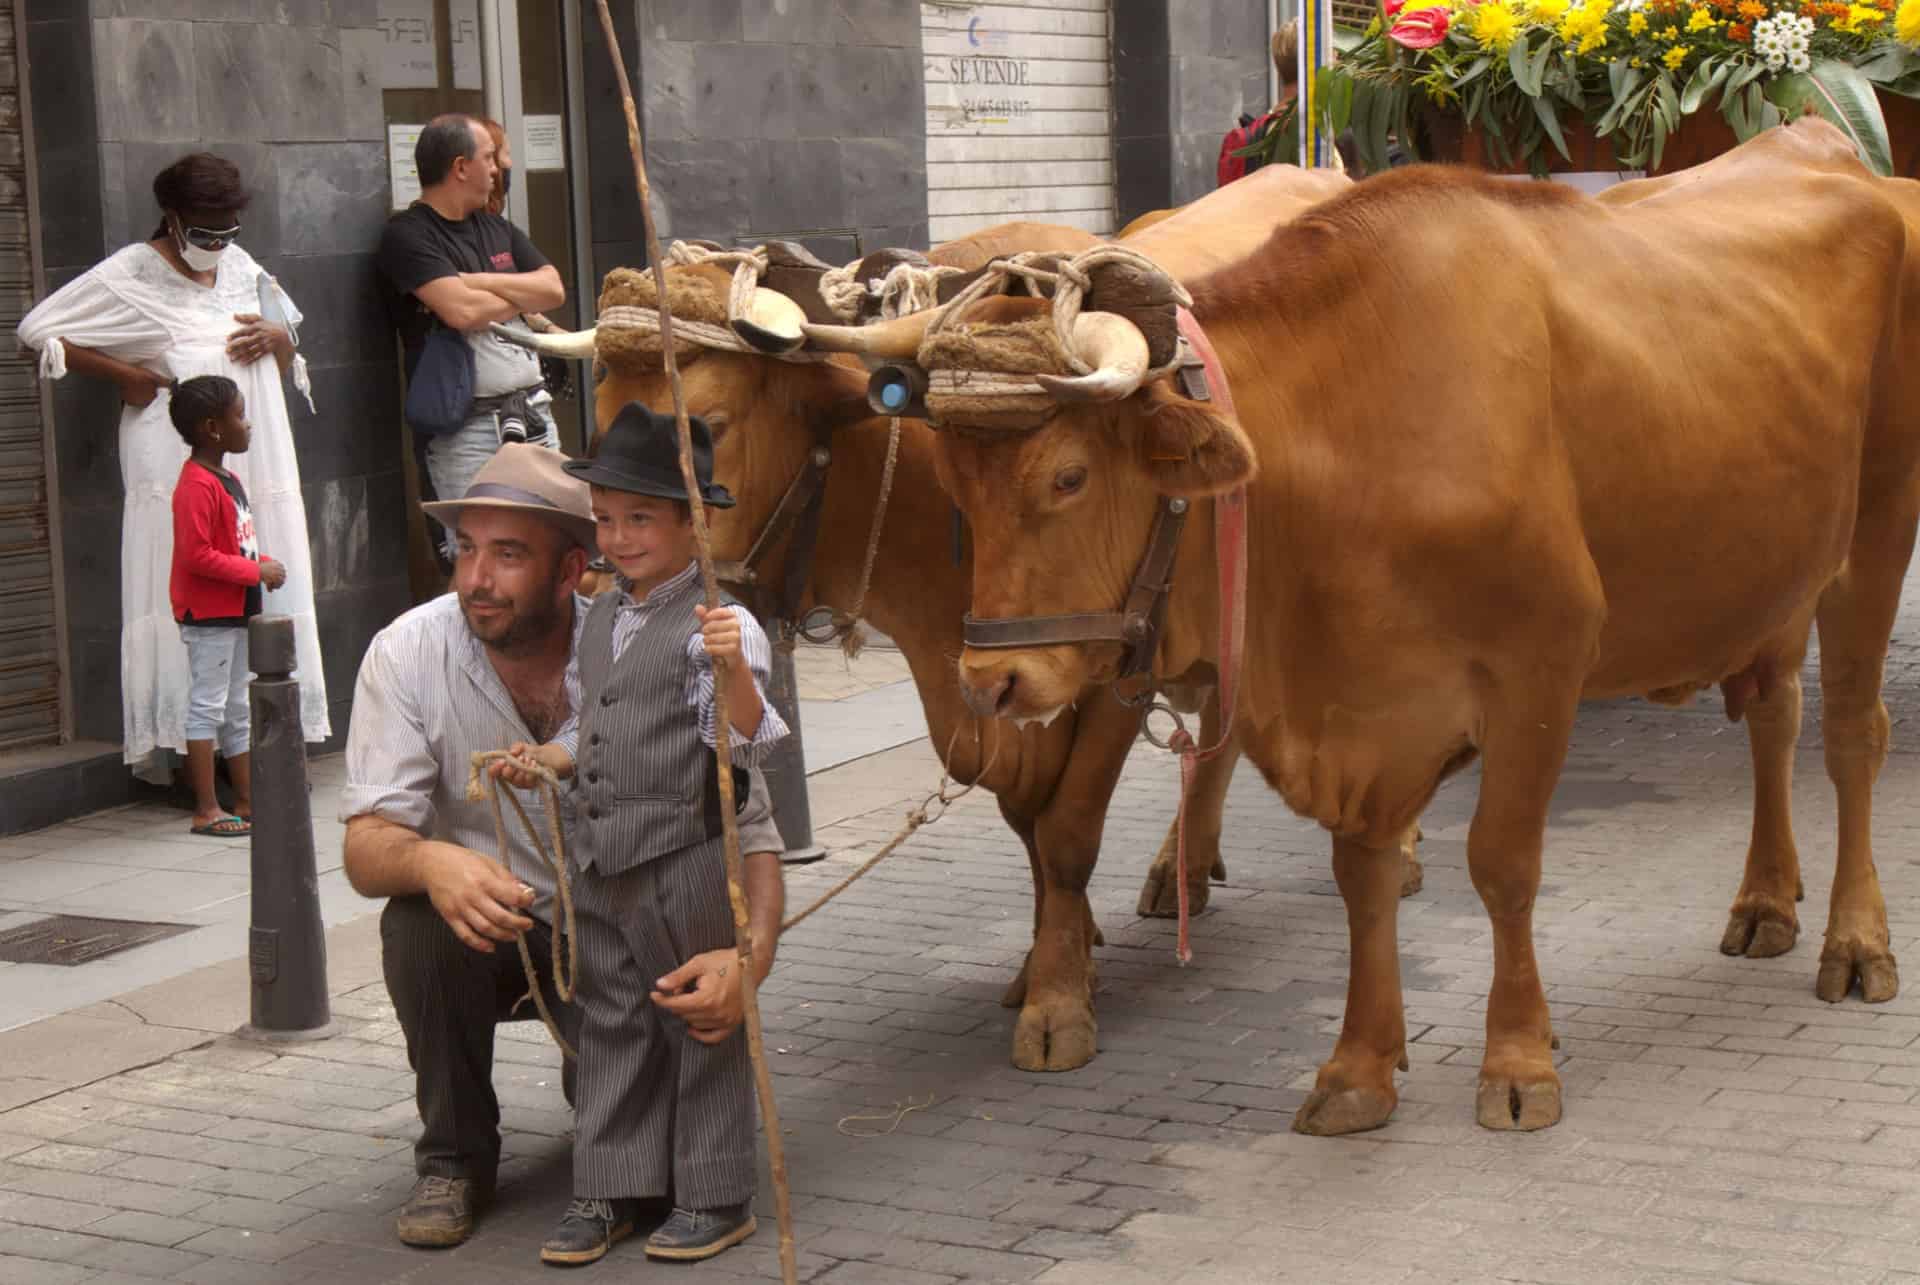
[1469,0,1524,49]
[1530,0,1570,22]
[1838,1,1887,28]
[1686,6,1718,28]
[1663,43,1690,67]
[1630,54,1645,65]
[1900,0,1920,42]
[1560,2,1611,50]
[1628,10,1650,31]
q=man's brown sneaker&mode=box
[395,1173,491,1248]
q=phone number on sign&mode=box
[962,98,1033,119]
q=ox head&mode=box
[758,250,1256,721]
[495,256,874,575]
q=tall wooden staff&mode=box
[590,6,797,1281]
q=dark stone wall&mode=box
[24,1,410,751]
[1114,0,1272,226]
[586,0,928,284]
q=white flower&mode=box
[1788,50,1811,70]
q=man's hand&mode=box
[422,846,536,953]
[258,556,287,590]
[226,314,291,367]
[488,740,575,790]
[651,948,751,1046]
[117,367,168,409]
[695,604,744,665]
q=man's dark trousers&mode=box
[382,894,580,1182]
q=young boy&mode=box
[168,375,286,836]
[497,401,788,1267]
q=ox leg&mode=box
[1011,703,1137,1073]
[1721,656,1807,959]
[1139,696,1237,918]
[1293,835,1407,1136]
[1001,804,1042,1010]
[1811,524,1912,1003]
[1470,698,1577,1132]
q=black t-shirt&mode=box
[375,203,551,377]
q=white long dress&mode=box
[17,242,331,776]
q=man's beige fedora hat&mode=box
[421,443,598,554]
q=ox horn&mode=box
[730,287,809,355]
[796,309,936,361]
[1033,312,1151,403]
[488,322,597,360]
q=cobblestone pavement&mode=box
[11,602,1920,1282]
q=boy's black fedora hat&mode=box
[563,401,735,509]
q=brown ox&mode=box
[507,170,1354,1073]
[785,120,1920,1134]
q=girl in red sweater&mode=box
[169,376,286,835]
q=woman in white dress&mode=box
[17,152,329,783]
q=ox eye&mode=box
[705,414,730,444]
[1053,465,1088,497]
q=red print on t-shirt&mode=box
[490,251,514,270]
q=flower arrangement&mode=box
[1316,0,1920,175]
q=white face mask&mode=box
[171,215,230,272]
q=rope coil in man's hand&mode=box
[466,750,579,1059]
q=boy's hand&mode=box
[651,949,749,1045]
[258,557,287,590]
[488,740,574,790]
[694,604,743,665]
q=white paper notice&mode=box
[522,115,565,172]
[388,123,424,210]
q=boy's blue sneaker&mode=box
[540,1197,639,1266]
[643,1203,757,1261]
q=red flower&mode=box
[1384,0,1407,16]
[1728,20,1751,37]
[1389,5,1451,47]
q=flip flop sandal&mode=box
[190,815,251,837]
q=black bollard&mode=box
[754,605,824,866]
[236,615,334,1042]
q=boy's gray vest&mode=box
[571,583,749,876]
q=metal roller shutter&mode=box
[923,0,1115,242]
[0,0,61,751]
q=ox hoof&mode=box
[1476,1074,1562,1132]
[1012,997,1097,1072]
[1400,856,1425,899]
[1720,900,1799,959]
[1292,1082,1397,1136]
[1135,861,1213,920]
[1211,856,1228,881]
[1817,943,1900,1004]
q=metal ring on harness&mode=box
[794,605,849,645]
[1140,700,1190,751]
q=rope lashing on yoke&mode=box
[465,749,579,1058]
[919,245,1195,413]
[595,241,829,364]
[819,258,966,322]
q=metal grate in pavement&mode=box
[0,913,194,965]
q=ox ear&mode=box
[1085,260,1183,371]
[1134,387,1256,496]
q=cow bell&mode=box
[867,363,929,420]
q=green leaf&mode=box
[1722,79,1754,140]
[1651,110,1669,173]
[1532,92,1572,164]
[1725,60,1766,94]
[1349,80,1381,172]
[1765,58,1894,176]
[1656,70,1682,134]
[1456,55,1495,88]
[1510,35,1543,97]
[1854,44,1911,84]
[1528,40,1555,98]
[1680,58,1717,115]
